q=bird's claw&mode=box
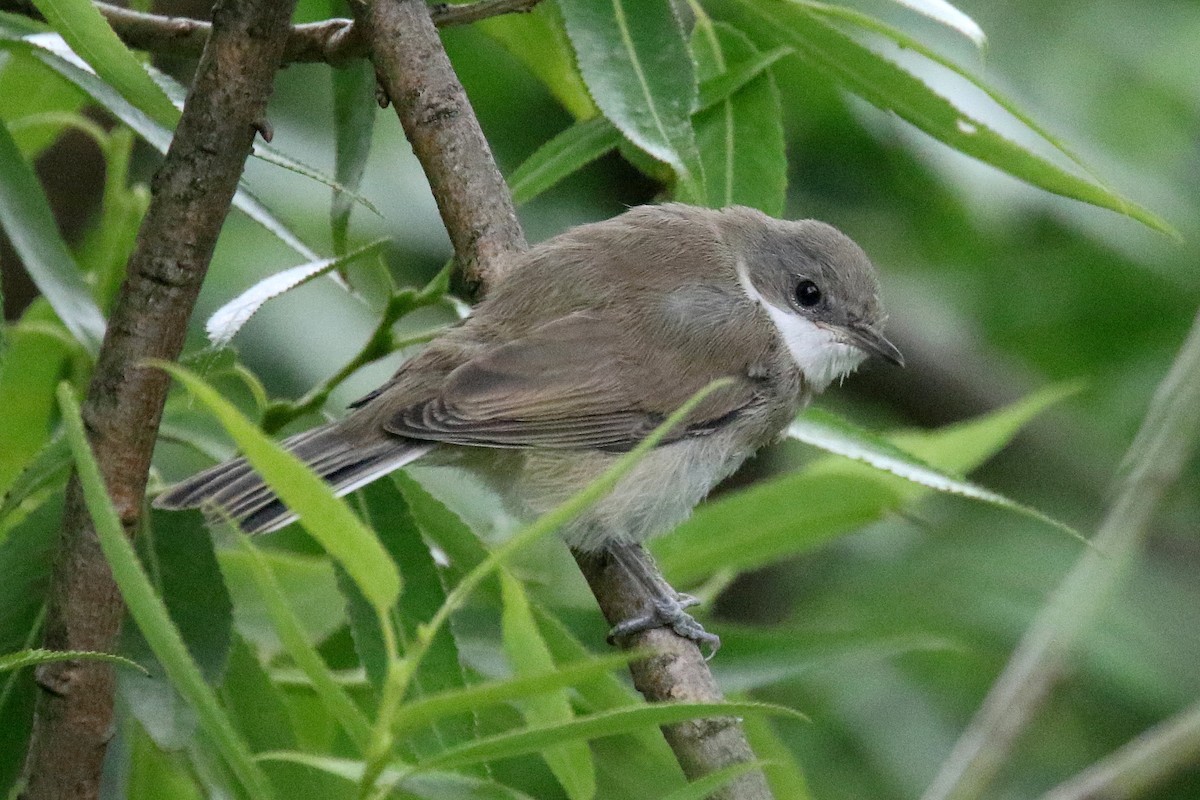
[607,594,721,659]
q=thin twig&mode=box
[1040,701,1200,800]
[18,0,299,798]
[0,0,544,64]
[922,307,1200,800]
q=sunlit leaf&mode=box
[558,0,704,199]
[0,120,105,352]
[205,238,388,346]
[57,383,276,800]
[160,364,401,612]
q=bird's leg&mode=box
[604,542,721,657]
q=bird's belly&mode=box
[507,433,753,552]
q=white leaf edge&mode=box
[786,414,1082,541]
[884,0,986,49]
[205,239,388,346]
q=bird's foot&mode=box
[607,593,721,659]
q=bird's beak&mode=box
[842,323,905,367]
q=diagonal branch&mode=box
[0,0,544,65]
[18,0,298,798]
[350,0,772,796]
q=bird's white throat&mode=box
[736,261,867,391]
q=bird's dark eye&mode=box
[795,279,822,308]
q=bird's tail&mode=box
[153,423,432,534]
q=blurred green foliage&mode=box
[0,0,1198,798]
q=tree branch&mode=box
[352,0,771,795]
[0,0,544,65]
[921,306,1200,800]
[18,0,298,797]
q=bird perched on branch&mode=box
[157,203,901,649]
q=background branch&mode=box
[352,0,771,795]
[17,0,298,797]
[0,0,544,64]
[921,306,1200,800]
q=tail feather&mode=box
[154,423,432,534]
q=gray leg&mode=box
[605,543,721,657]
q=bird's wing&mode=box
[382,312,756,450]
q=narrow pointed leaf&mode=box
[420,701,805,771]
[57,383,277,800]
[160,364,401,612]
[509,44,789,205]
[501,572,596,800]
[0,120,105,352]
[656,762,769,800]
[7,33,321,259]
[331,60,378,252]
[558,0,704,198]
[29,0,179,126]
[788,408,1081,539]
[0,647,146,674]
[254,754,539,800]
[692,23,786,214]
[733,0,1173,235]
[205,238,388,346]
[886,0,985,48]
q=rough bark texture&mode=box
[575,549,774,800]
[19,1,297,797]
[351,0,527,294]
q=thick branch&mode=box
[353,1,771,795]
[352,0,526,293]
[18,0,297,798]
[0,0,543,65]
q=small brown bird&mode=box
[157,203,900,646]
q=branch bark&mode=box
[351,1,771,796]
[0,0,543,65]
[18,0,297,797]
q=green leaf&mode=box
[558,0,704,199]
[655,761,768,800]
[886,0,985,49]
[480,1,597,120]
[742,715,813,800]
[654,471,898,586]
[160,364,401,612]
[56,383,276,800]
[0,647,146,674]
[0,422,69,524]
[28,0,179,126]
[419,701,805,771]
[509,116,622,205]
[692,22,786,215]
[788,408,1081,540]
[4,34,321,260]
[0,120,105,352]
[253,754,539,800]
[501,572,596,800]
[225,528,373,750]
[732,0,1174,235]
[0,48,87,158]
[349,480,475,761]
[204,238,389,347]
[330,61,377,254]
[508,43,789,205]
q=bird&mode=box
[156,203,901,648]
